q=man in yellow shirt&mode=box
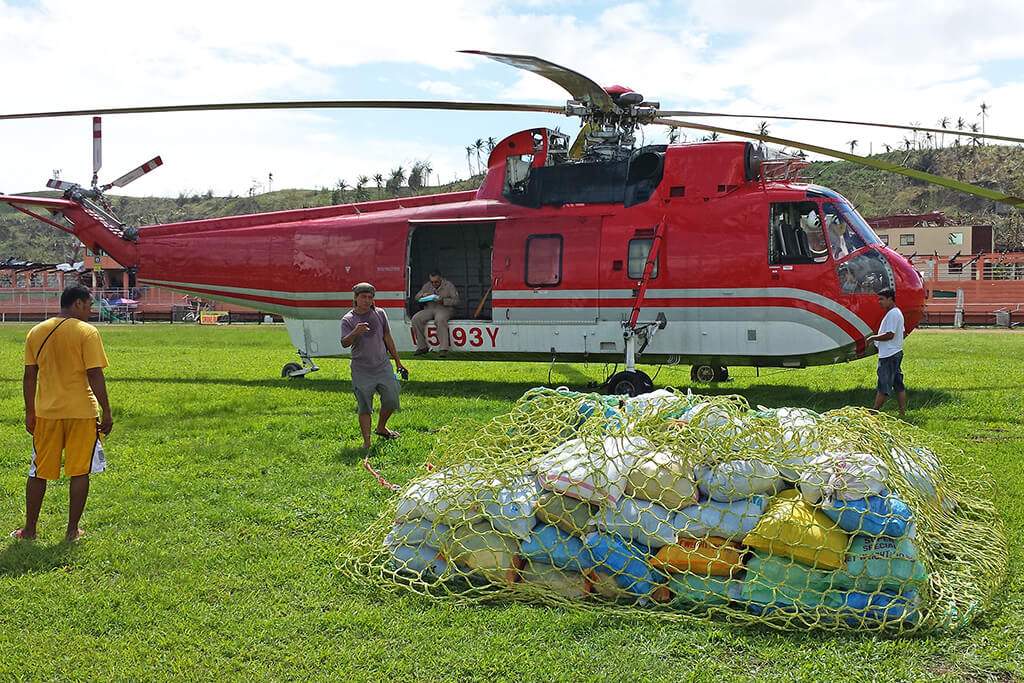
[12,285,113,542]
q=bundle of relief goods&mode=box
[343,388,1007,633]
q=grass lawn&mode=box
[1,324,1022,682]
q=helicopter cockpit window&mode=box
[769,202,828,265]
[505,154,534,195]
[836,250,895,294]
[628,238,659,279]
[823,202,875,260]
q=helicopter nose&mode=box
[886,249,926,332]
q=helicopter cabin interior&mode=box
[407,222,495,320]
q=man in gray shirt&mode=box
[341,282,407,449]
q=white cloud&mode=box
[1,0,1024,200]
[417,80,464,97]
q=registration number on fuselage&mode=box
[410,325,500,348]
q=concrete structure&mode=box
[867,212,993,257]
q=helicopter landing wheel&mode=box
[605,370,654,397]
[281,362,305,379]
[691,364,727,383]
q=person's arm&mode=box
[341,318,368,348]
[23,364,38,434]
[866,331,895,343]
[86,367,113,435]
[442,282,460,308]
[382,330,405,371]
[414,283,430,300]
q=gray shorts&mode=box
[877,351,906,396]
[353,365,401,415]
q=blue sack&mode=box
[822,494,913,537]
[384,520,451,550]
[597,497,678,548]
[584,532,659,596]
[389,544,448,578]
[673,495,768,541]
[520,524,593,572]
[825,589,921,627]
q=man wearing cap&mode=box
[342,283,407,449]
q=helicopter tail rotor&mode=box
[103,156,164,190]
[91,116,102,188]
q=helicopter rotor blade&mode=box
[460,50,619,113]
[0,100,563,120]
[658,110,1024,145]
[104,156,163,190]
[653,117,1024,209]
[568,123,592,159]
[46,178,76,191]
[92,116,102,179]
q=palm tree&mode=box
[924,131,934,148]
[969,122,982,147]
[421,161,434,188]
[372,173,384,198]
[902,137,913,151]
[956,116,966,131]
[909,122,921,149]
[355,175,370,201]
[883,143,893,153]
[758,121,770,137]
[473,138,485,174]
[486,136,497,152]
[667,128,681,144]
[709,131,720,141]
[465,146,475,176]
[939,117,950,148]
[847,139,858,154]
[978,102,989,139]
[386,166,406,195]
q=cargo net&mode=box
[342,388,1008,633]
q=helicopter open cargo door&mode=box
[407,220,497,320]
[491,216,601,325]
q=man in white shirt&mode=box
[865,288,907,417]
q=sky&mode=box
[2,0,1024,197]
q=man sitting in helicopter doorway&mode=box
[341,282,407,449]
[865,288,908,417]
[411,270,460,357]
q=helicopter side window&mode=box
[769,202,828,264]
[525,234,562,287]
[627,238,659,279]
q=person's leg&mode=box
[66,474,89,541]
[353,378,376,448]
[893,353,907,417]
[15,417,60,539]
[358,413,373,449]
[411,308,434,352]
[18,477,47,539]
[874,357,894,411]
[375,375,401,437]
[896,391,908,417]
[434,306,454,351]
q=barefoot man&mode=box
[13,284,112,542]
[866,288,908,417]
[341,282,407,449]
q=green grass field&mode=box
[1,325,1022,682]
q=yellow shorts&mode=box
[30,417,106,480]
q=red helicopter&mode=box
[3,51,1023,394]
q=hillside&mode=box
[804,144,1024,249]
[4,144,1024,263]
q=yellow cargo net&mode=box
[341,388,1008,633]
